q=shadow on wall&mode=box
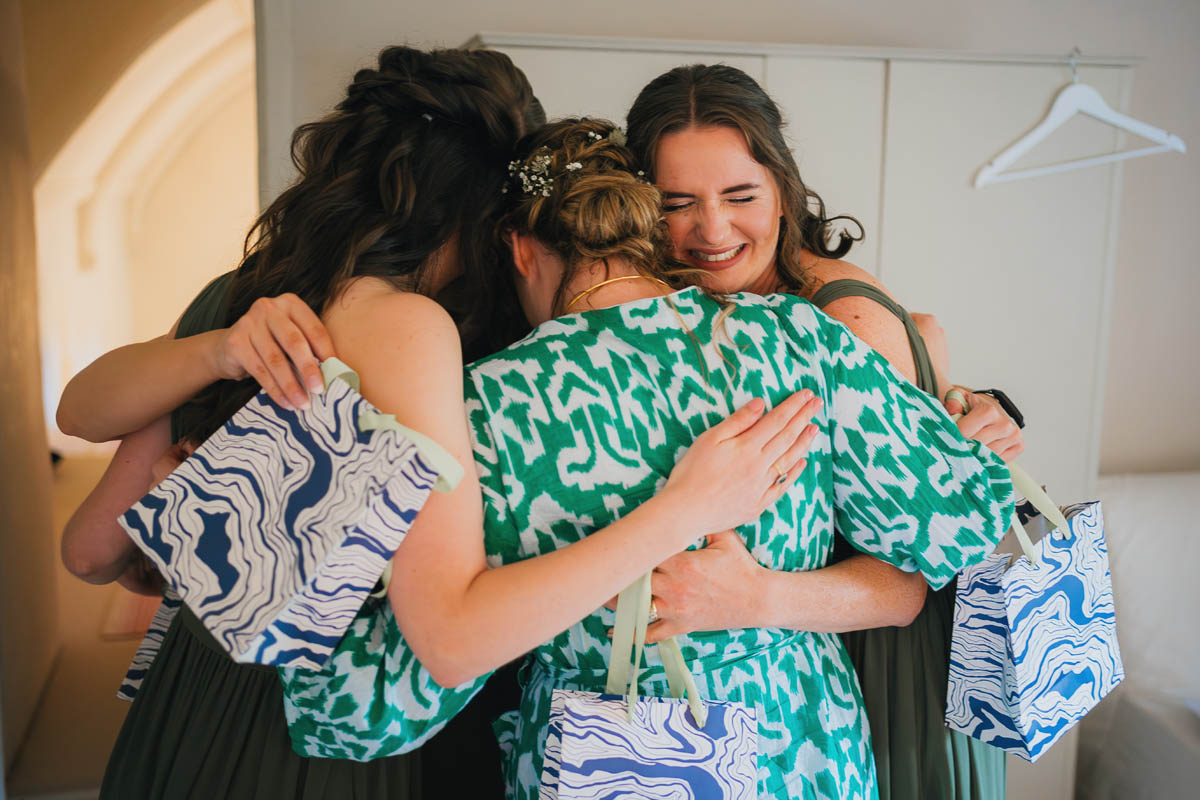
[36,0,258,457]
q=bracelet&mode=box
[973,388,1025,429]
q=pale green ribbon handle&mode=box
[605,572,708,728]
[318,357,463,494]
[945,389,1071,567]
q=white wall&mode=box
[257,0,1200,476]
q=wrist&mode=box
[198,329,233,383]
[649,485,709,547]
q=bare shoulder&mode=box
[327,277,455,331]
[324,278,458,357]
[801,254,918,382]
[803,255,890,297]
[321,278,466,438]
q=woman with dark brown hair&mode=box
[624,63,1023,800]
[57,49,817,800]
[56,44,545,799]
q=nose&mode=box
[695,202,731,245]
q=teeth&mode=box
[691,246,743,263]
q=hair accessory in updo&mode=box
[504,127,637,198]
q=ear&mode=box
[508,229,538,282]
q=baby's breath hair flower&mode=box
[565,162,582,171]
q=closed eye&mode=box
[663,200,694,212]
[727,196,757,204]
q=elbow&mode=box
[61,545,117,585]
[888,575,928,627]
[418,641,487,689]
[55,402,85,440]
[392,604,487,689]
[56,400,104,443]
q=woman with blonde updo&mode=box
[446,119,1011,799]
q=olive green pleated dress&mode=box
[812,279,1007,800]
[101,272,422,800]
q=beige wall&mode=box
[259,0,1200,475]
[20,0,210,179]
[126,81,258,342]
[0,0,60,770]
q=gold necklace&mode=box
[563,275,672,313]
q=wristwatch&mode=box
[973,388,1025,429]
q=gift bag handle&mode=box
[605,572,708,728]
[317,357,463,494]
[945,389,1071,567]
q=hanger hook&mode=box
[1068,46,1082,84]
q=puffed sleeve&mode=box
[787,299,1014,589]
[462,365,524,568]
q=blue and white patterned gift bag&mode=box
[541,690,758,800]
[116,588,183,701]
[118,358,461,670]
[540,573,758,799]
[945,500,1123,762]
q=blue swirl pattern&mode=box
[118,379,442,670]
[117,588,183,701]
[944,501,1124,761]
[540,690,758,800]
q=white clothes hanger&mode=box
[974,49,1186,187]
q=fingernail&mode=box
[308,379,324,394]
[813,397,823,408]
[296,397,311,411]
[748,398,764,412]
[800,389,813,401]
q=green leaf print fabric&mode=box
[464,288,1013,800]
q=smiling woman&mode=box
[657,126,784,294]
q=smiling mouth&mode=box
[688,245,745,263]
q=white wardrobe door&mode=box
[766,56,886,276]
[878,60,1127,505]
[491,46,763,127]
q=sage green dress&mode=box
[812,279,1007,800]
[101,272,422,799]
[465,287,1014,799]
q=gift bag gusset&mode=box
[117,357,462,670]
[117,588,183,701]
[944,462,1123,762]
[540,572,758,799]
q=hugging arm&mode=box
[644,262,1021,643]
[318,281,820,687]
[61,416,170,585]
[56,285,334,443]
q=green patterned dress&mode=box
[464,287,1013,800]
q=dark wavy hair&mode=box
[185,45,544,442]
[625,64,863,295]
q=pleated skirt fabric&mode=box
[840,581,1006,800]
[100,606,420,800]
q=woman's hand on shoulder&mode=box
[944,387,1025,462]
[659,390,822,545]
[212,293,336,411]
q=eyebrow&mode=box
[662,183,761,199]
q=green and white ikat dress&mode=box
[464,287,1014,800]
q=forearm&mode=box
[397,491,701,687]
[57,332,225,441]
[757,554,927,632]
[61,417,170,582]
